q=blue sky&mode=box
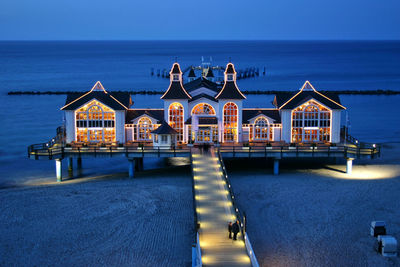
[1,0,399,40]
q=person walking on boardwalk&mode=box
[228,222,233,239]
[232,220,240,240]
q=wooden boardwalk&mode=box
[192,148,251,267]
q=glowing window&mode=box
[191,103,216,115]
[75,100,115,142]
[137,117,153,141]
[169,102,184,142]
[291,100,331,142]
[253,118,272,141]
[223,102,238,142]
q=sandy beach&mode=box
[0,167,193,267]
[230,143,400,266]
[1,143,399,266]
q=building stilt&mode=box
[273,159,279,175]
[346,158,353,174]
[77,157,82,169]
[68,157,73,178]
[55,159,62,182]
[76,157,83,176]
[135,158,144,171]
[129,159,135,178]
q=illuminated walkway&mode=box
[192,148,251,267]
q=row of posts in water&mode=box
[150,66,267,80]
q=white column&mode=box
[273,159,279,175]
[55,159,62,182]
[128,159,135,178]
[346,158,353,175]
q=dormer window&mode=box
[227,74,234,81]
[173,74,180,81]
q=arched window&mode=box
[253,118,271,141]
[292,101,330,142]
[223,102,238,142]
[191,103,216,115]
[138,117,152,140]
[169,102,184,142]
[75,100,115,142]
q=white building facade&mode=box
[61,63,346,146]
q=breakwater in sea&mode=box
[7,89,400,95]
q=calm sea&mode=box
[0,41,399,185]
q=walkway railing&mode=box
[217,150,259,267]
[189,153,202,267]
[218,144,380,159]
[28,144,193,160]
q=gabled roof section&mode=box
[301,80,315,91]
[184,77,220,93]
[61,81,130,110]
[126,109,164,124]
[215,63,246,100]
[242,109,281,123]
[188,67,196,77]
[225,63,235,74]
[171,63,181,74]
[160,63,192,100]
[151,121,178,135]
[206,68,214,78]
[278,81,345,110]
[188,93,218,103]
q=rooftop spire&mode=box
[215,62,246,100]
[160,63,191,100]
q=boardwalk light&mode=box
[373,144,376,148]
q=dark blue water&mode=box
[1,41,400,92]
[0,41,399,185]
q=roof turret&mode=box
[215,62,246,100]
[160,63,192,100]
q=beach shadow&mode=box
[324,165,346,174]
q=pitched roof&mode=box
[160,63,192,100]
[126,109,164,123]
[188,93,218,103]
[171,63,181,74]
[61,81,131,110]
[215,63,246,100]
[151,121,178,134]
[215,82,246,99]
[206,68,214,78]
[242,109,281,123]
[278,81,345,110]
[225,63,235,74]
[188,68,196,77]
[184,77,220,93]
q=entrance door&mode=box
[304,129,318,142]
[88,129,103,142]
[197,127,211,143]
